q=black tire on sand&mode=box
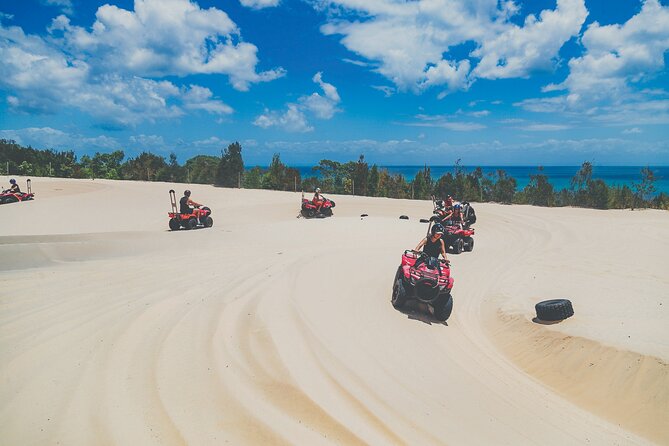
[535,299,574,321]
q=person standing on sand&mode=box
[180,190,202,214]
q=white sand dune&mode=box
[1,177,667,445]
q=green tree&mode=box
[411,165,432,199]
[185,155,220,184]
[633,166,656,208]
[491,169,517,204]
[216,142,244,187]
[243,166,264,189]
[519,167,555,206]
[367,164,379,197]
[122,152,167,181]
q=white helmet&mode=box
[315,188,321,193]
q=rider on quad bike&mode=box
[415,223,449,263]
[6,179,21,193]
[180,190,202,214]
[391,223,454,321]
[313,188,324,213]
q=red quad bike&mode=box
[167,189,213,230]
[0,179,35,205]
[300,191,335,218]
[391,250,455,322]
[443,224,475,254]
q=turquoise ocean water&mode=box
[286,165,669,195]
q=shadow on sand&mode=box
[397,301,448,326]
[532,317,562,325]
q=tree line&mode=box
[1,139,666,210]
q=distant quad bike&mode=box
[167,189,213,230]
[0,179,35,205]
[300,191,335,218]
[443,224,475,254]
[392,250,455,322]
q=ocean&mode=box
[286,165,669,195]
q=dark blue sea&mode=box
[283,165,669,195]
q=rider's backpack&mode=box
[463,202,476,225]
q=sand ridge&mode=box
[1,177,667,445]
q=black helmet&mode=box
[9,179,16,184]
[184,190,191,197]
[432,223,445,235]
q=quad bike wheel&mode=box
[301,208,316,218]
[204,216,214,228]
[169,218,181,231]
[391,267,407,309]
[535,299,574,322]
[463,237,474,252]
[433,294,453,322]
[184,218,197,230]
[3,196,18,204]
[451,238,464,254]
[322,208,333,217]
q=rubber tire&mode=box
[204,216,214,228]
[535,299,574,321]
[433,295,453,322]
[452,238,463,254]
[169,218,181,231]
[185,218,197,230]
[301,209,315,218]
[391,267,407,309]
[322,208,333,217]
[4,196,18,204]
[464,237,474,252]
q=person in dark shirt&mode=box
[415,223,448,261]
[6,179,20,193]
[179,190,201,214]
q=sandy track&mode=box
[1,178,667,445]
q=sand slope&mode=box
[1,177,667,445]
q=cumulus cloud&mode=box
[240,0,280,9]
[181,85,233,115]
[254,72,341,132]
[550,0,669,100]
[316,0,586,94]
[519,0,669,125]
[472,0,587,79]
[0,2,250,127]
[48,0,284,90]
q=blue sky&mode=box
[1,0,668,165]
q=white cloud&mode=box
[405,114,486,131]
[254,72,341,132]
[0,14,245,126]
[472,0,587,79]
[129,134,166,148]
[240,0,280,9]
[48,0,284,91]
[520,0,669,125]
[519,124,571,131]
[42,0,73,15]
[0,127,121,151]
[182,85,233,115]
[316,0,586,93]
[623,127,642,134]
[469,110,490,118]
[372,85,395,97]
